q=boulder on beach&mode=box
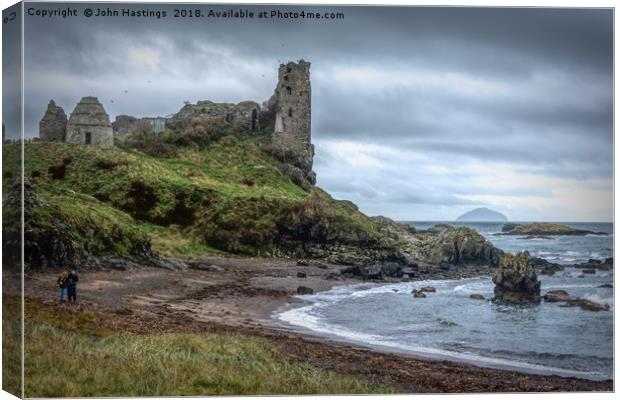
[411,289,426,298]
[324,272,342,280]
[492,252,541,304]
[470,293,485,300]
[419,286,436,293]
[296,286,314,295]
[341,263,404,280]
[543,290,571,303]
[598,283,613,289]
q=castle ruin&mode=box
[37,60,314,183]
[65,97,114,147]
[39,100,67,142]
[262,60,314,184]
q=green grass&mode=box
[2,297,395,397]
[2,297,22,397]
[3,138,390,259]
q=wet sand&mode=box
[6,256,613,393]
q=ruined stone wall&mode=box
[39,100,67,142]
[113,116,167,135]
[166,100,260,134]
[112,115,139,136]
[66,125,114,147]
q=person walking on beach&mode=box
[67,270,79,305]
[57,271,68,303]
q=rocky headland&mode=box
[498,222,607,236]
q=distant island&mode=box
[456,207,508,222]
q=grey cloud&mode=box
[11,3,612,221]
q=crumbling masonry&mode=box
[38,60,315,183]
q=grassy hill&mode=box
[3,135,397,268]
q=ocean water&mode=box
[276,221,614,380]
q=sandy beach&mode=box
[6,256,612,393]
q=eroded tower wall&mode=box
[273,61,311,151]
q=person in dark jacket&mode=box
[57,271,68,303]
[67,270,79,305]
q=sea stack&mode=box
[492,252,541,304]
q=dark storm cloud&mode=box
[17,3,613,220]
[3,4,22,138]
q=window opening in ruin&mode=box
[286,86,292,95]
[251,109,258,131]
[284,76,289,81]
[287,67,292,73]
[288,108,293,117]
[226,113,232,123]
[85,132,91,145]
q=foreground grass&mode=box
[3,298,395,397]
[2,297,21,397]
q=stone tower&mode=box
[65,96,114,147]
[39,100,67,142]
[265,60,314,184]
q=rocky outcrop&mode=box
[297,286,314,295]
[530,256,613,276]
[499,222,607,236]
[39,100,67,142]
[412,225,502,267]
[580,258,614,271]
[541,289,610,312]
[2,179,157,270]
[492,252,541,304]
[543,290,570,302]
[563,299,610,312]
[470,294,486,300]
[342,264,402,280]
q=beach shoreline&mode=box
[5,255,613,393]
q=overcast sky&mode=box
[7,4,614,221]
